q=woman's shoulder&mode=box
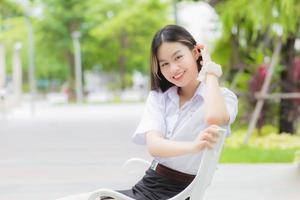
[220,86,234,93]
[149,86,175,97]
[220,87,238,99]
[147,86,176,104]
[148,89,162,97]
[147,89,164,103]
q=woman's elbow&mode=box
[146,132,161,157]
[147,146,158,157]
[204,114,229,126]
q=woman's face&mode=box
[157,42,199,88]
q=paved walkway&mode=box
[205,163,300,200]
[0,103,299,200]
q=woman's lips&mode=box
[173,71,185,80]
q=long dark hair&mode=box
[150,24,203,92]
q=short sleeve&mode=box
[132,91,166,145]
[221,87,238,124]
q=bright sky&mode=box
[177,1,221,47]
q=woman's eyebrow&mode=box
[172,50,181,57]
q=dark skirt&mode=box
[101,168,191,200]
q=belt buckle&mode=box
[150,160,158,170]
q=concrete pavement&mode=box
[0,103,299,200]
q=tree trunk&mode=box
[65,51,76,101]
[279,37,296,134]
[118,31,127,90]
[65,21,79,101]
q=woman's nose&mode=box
[170,63,180,73]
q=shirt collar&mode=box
[165,86,178,105]
[165,82,205,103]
[193,82,205,101]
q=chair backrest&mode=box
[189,128,226,200]
[168,128,226,200]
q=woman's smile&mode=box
[173,70,186,80]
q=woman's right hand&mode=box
[190,125,221,154]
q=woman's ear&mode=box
[192,47,201,60]
[193,44,204,60]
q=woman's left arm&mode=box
[198,46,229,125]
[203,74,229,125]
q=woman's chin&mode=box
[172,81,187,88]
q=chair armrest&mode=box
[122,158,151,169]
[121,157,151,186]
[122,157,151,174]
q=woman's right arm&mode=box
[146,125,220,158]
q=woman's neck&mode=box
[178,80,200,101]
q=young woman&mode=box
[103,24,238,200]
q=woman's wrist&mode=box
[197,61,222,81]
[189,141,205,154]
[205,73,220,83]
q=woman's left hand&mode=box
[195,44,211,66]
[195,44,222,81]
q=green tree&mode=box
[87,0,169,89]
[0,1,27,86]
[35,0,90,99]
[0,0,21,20]
[208,0,300,134]
[35,0,169,97]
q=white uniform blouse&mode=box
[132,83,238,175]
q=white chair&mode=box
[85,128,226,200]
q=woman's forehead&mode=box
[157,42,189,61]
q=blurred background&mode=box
[1,0,300,134]
[0,0,300,199]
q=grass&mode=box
[220,146,298,163]
[220,128,300,163]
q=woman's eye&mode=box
[175,55,183,60]
[160,63,168,67]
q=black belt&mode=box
[150,161,195,182]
